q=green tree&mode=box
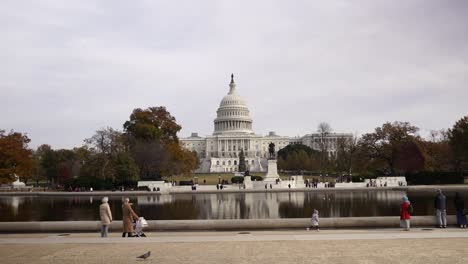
[238,149,246,172]
[84,127,126,180]
[36,144,57,184]
[124,107,181,142]
[31,151,46,185]
[277,144,320,172]
[123,107,198,179]
[335,135,359,175]
[448,116,468,172]
[113,152,139,185]
[0,130,34,184]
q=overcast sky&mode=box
[1,0,467,149]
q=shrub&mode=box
[250,175,263,181]
[63,177,114,190]
[406,171,464,185]
[231,176,244,184]
[351,176,364,182]
[179,180,194,186]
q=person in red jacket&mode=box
[400,196,412,231]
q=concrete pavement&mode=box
[2,228,468,244]
[2,229,468,264]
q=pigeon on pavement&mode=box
[137,251,151,260]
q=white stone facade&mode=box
[181,75,353,173]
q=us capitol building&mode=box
[181,74,352,173]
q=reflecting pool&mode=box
[1,190,467,221]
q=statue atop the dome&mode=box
[268,142,276,159]
[231,73,234,83]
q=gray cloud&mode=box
[1,0,467,148]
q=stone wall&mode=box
[0,216,456,232]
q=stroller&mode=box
[133,217,148,237]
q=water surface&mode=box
[1,190,467,221]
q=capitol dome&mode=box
[213,74,253,135]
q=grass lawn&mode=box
[164,173,236,185]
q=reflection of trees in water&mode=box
[0,196,101,221]
[137,195,200,220]
[279,190,407,218]
[406,190,466,216]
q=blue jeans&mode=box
[101,225,109,237]
[436,209,447,226]
[456,209,467,226]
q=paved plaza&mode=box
[1,229,468,264]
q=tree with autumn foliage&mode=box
[0,130,34,184]
[123,107,198,179]
[420,130,454,172]
[359,121,423,175]
[448,116,468,172]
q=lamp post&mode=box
[218,175,221,184]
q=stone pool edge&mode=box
[0,216,456,232]
[1,185,467,196]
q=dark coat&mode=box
[455,194,465,211]
[434,194,446,210]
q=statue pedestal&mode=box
[243,176,253,189]
[264,159,280,181]
[11,174,26,189]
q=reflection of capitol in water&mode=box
[138,192,304,219]
[136,190,406,219]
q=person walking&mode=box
[122,197,139,237]
[400,196,412,231]
[434,189,447,228]
[99,197,112,237]
[454,192,467,228]
[307,209,320,231]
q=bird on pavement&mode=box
[136,251,151,260]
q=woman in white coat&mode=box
[99,197,113,237]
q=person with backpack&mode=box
[400,196,412,231]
